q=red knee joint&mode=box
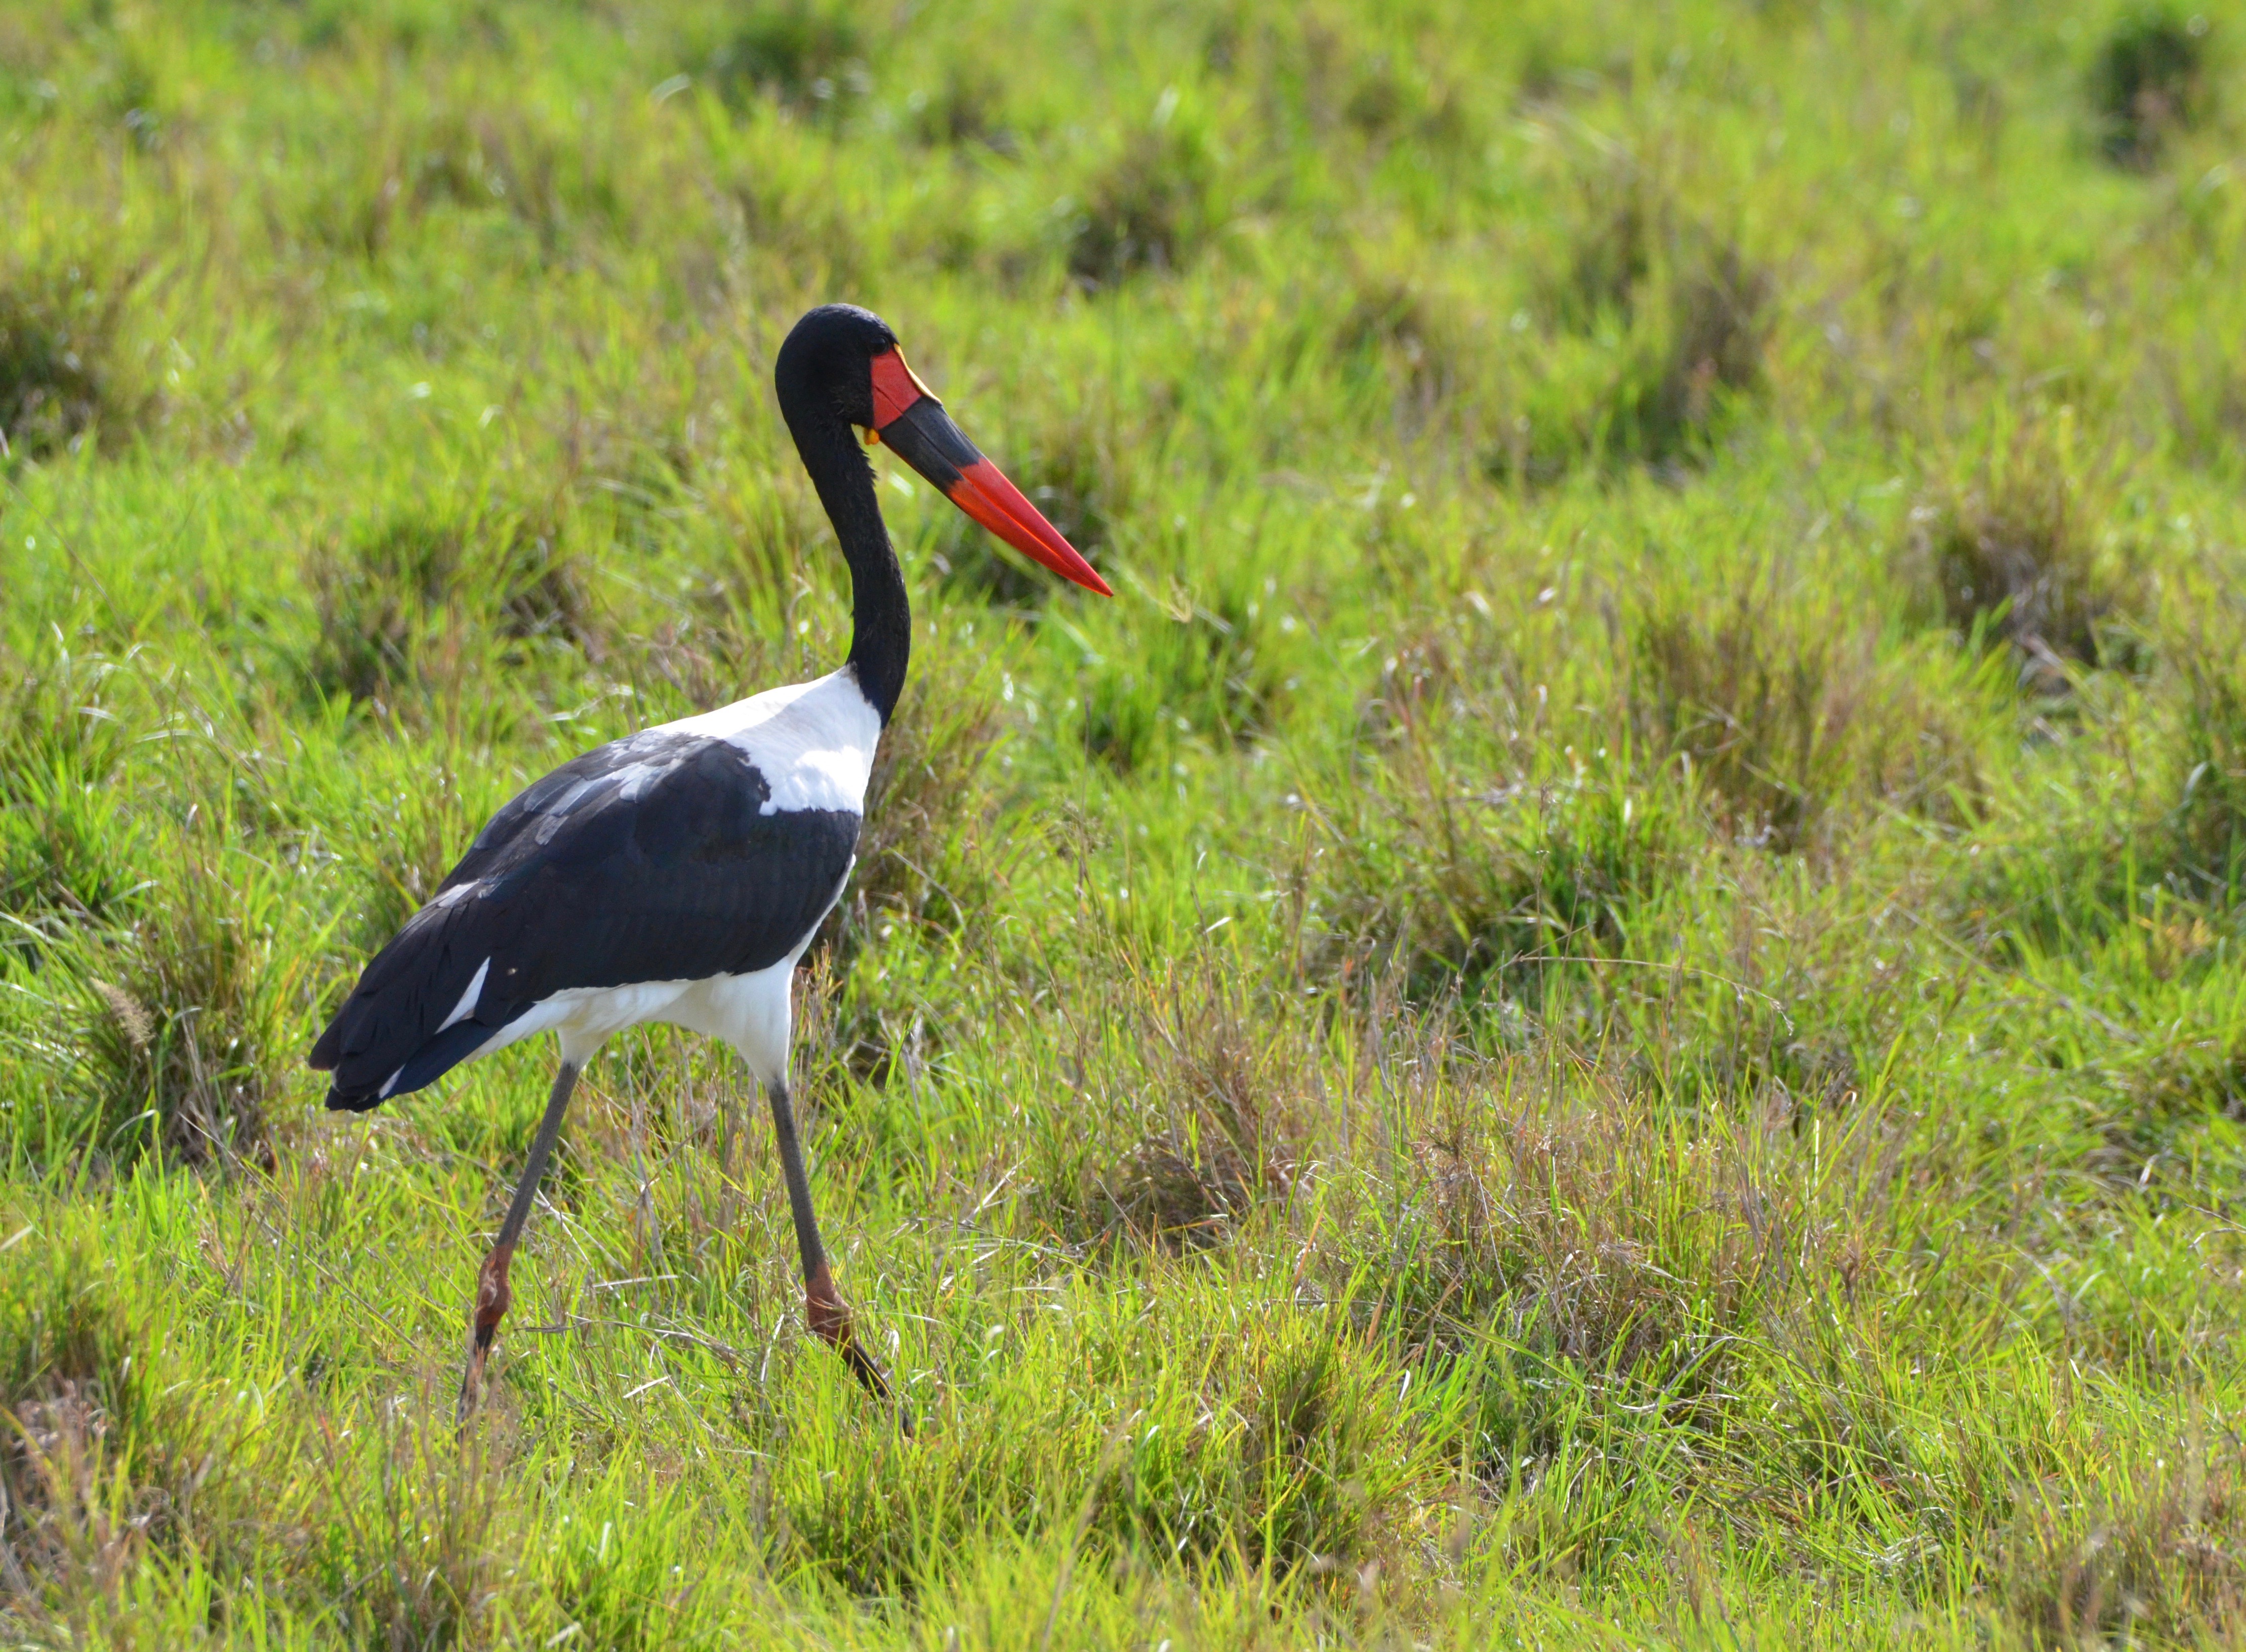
[473,1244,516,1336]
[805,1262,854,1348]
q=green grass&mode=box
[2,0,2245,1643]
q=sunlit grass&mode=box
[2,0,2245,1643]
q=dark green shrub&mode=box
[708,1,869,116]
[906,62,1007,149]
[1066,116,1223,285]
[1493,157,1770,480]
[2090,8,2214,168]
[305,499,587,709]
[0,261,148,460]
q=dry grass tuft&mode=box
[1336,268,1481,422]
[1235,1322,1415,1573]
[343,748,516,956]
[0,649,148,931]
[906,61,1009,149]
[1034,961,1308,1250]
[1633,598,1855,848]
[1631,588,1985,847]
[1896,409,2137,677]
[1379,1071,1827,1369]
[1549,160,1657,329]
[2002,1436,2246,1645]
[0,1239,168,1606]
[60,848,301,1169]
[305,95,624,260]
[307,512,463,708]
[1627,243,1772,464]
[316,1410,505,1647]
[1311,648,1679,999]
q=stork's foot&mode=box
[807,1262,913,1436]
[456,1243,515,1431]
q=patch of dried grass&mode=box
[1631,585,1989,848]
[1896,408,2140,681]
[2001,1432,2246,1646]
[1034,960,1310,1251]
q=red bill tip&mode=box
[947,458,1113,597]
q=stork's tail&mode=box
[309,907,507,1110]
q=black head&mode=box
[775,303,900,432]
[771,302,1113,598]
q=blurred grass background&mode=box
[3,0,2245,1643]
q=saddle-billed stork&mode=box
[309,304,1110,1427]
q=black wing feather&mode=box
[310,730,857,1110]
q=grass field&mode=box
[3,0,2245,1643]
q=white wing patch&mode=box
[658,667,881,816]
[437,956,491,1032]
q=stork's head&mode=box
[777,304,1112,596]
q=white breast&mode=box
[657,667,882,816]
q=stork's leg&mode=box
[766,1076,910,1431]
[457,1059,579,1430]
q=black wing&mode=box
[309,729,857,1110]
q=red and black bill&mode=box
[867,348,1112,596]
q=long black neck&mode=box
[777,383,910,723]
